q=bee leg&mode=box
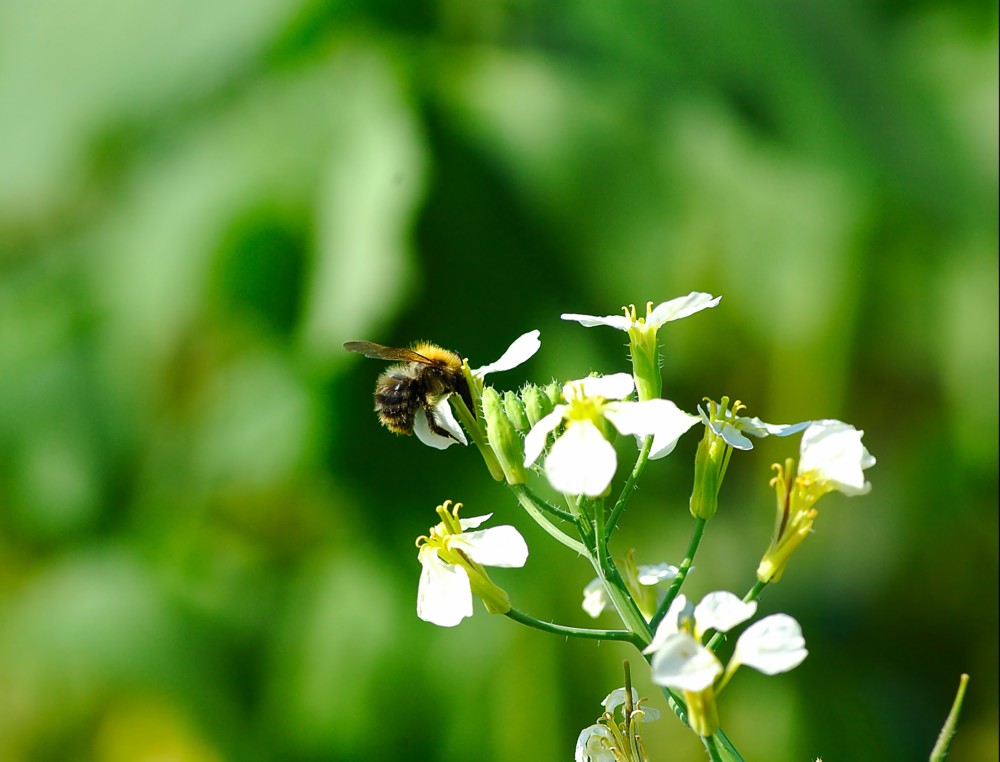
[425,405,464,443]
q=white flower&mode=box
[644,592,756,655]
[689,591,759,636]
[583,561,679,619]
[649,631,723,692]
[637,563,680,586]
[689,398,810,520]
[698,397,809,451]
[575,687,659,762]
[416,330,541,450]
[729,614,808,675]
[798,419,876,496]
[562,293,721,333]
[564,294,721,403]
[523,374,700,496]
[756,419,875,583]
[575,724,615,762]
[602,687,661,722]
[646,592,805,694]
[582,578,612,618]
[416,501,528,627]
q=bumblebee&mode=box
[343,340,473,442]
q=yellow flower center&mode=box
[620,301,656,328]
[415,500,466,563]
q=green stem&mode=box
[705,738,726,762]
[658,685,689,724]
[590,554,652,643]
[717,442,734,485]
[522,484,576,524]
[654,685,745,762]
[450,394,505,481]
[930,674,970,762]
[593,497,608,566]
[509,485,588,556]
[570,495,650,641]
[565,494,595,547]
[705,580,768,652]
[649,518,708,631]
[605,435,653,541]
[505,608,643,646]
[705,730,745,762]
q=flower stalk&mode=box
[352,297,885,762]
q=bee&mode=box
[343,340,473,442]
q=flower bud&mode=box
[522,384,554,426]
[543,380,563,408]
[482,387,529,484]
[503,390,529,433]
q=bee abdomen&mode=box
[374,374,420,434]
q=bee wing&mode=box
[343,341,434,364]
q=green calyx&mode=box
[627,328,661,402]
[689,431,724,520]
[756,459,821,583]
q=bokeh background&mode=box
[0,1,996,760]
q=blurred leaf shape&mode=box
[0,0,309,222]
[299,47,427,365]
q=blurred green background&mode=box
[0,0,996,760]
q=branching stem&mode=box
[505,608,644,646]
[605,435,653,540]
[650,518,707,631]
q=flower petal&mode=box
[647,292,721,327]
[417,547,473,627]
[543,421,617,497]
[523,407,566,466]
[731,614,808,675]
[716,420,753,450]
[799,419,875,496]
[636,704,661,722]
[414,400,467,449]
[452,525,529,568]
[600,687,658,721]
[473,330,541,377]
[650,632,723,692]
[643,401,701,459]
[693,591,757,637]
[740,417,811,438]
[636,563,680,586]
[601,687,632,714]
[575,724,615,762]
[457,513,493,531]
[582,578,609,618]
[604,399,700,459]
[569,373,635,401]
[643,594,688,654]
[562,312,634,331]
